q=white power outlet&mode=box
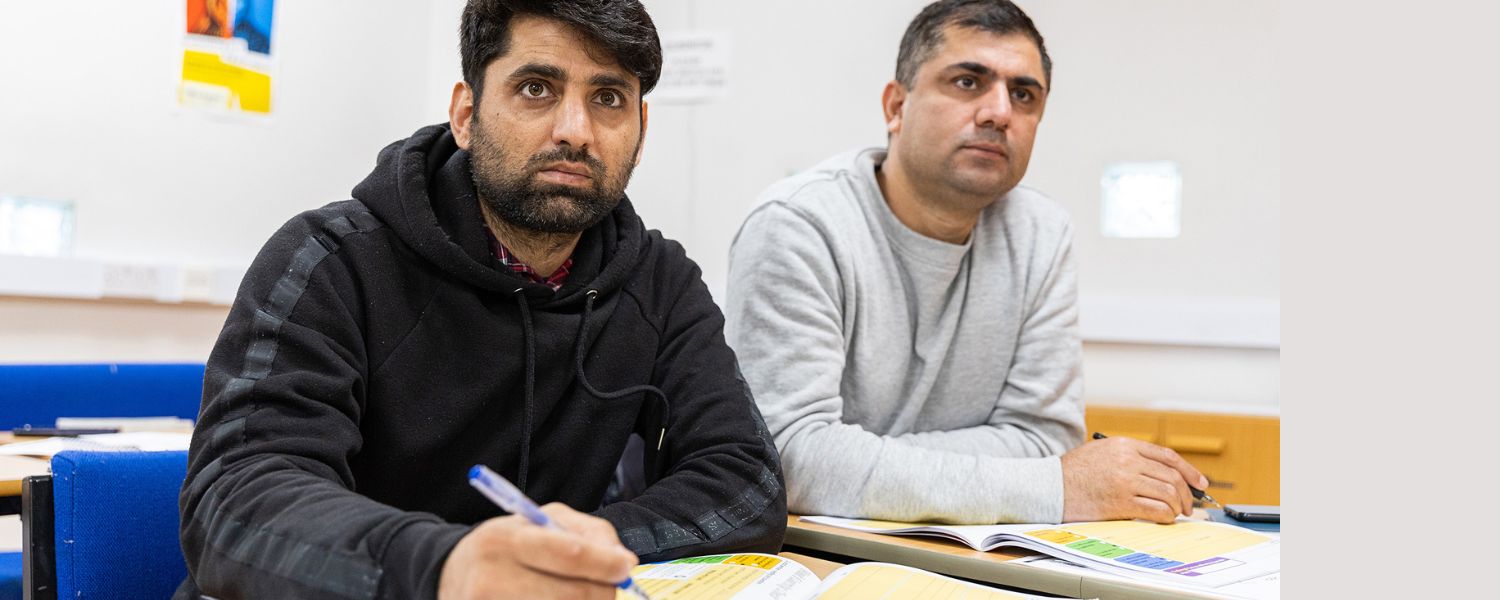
[102,263,183,302]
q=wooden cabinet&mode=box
[1085,405,1279,506]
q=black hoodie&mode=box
[176,124,787,599]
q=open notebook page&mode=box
[617,553,1065,600]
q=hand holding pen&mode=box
[1059,431,1214,523]
[436,464,650,600]
[1091,432,1222,508]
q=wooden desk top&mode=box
[0,455,49,496]
[784,515,1238,600]
[0,433,50,496]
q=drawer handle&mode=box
[1164,435,1225,455]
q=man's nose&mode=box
[975,86,1013,130]
[552,96,595,149]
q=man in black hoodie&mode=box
[176,1,786,598]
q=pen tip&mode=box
[468,465,482,479]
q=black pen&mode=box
[1091,431,1222,508]
[13,425,119,437]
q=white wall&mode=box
[1,1,1278,410]
[0,0,434,268]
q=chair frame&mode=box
[19,475,54,600]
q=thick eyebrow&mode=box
[1011,75,1046,94]
[508,62,566,83]
[945,61,1048,93]
[589,73,637,95]
[947,61,995,78]
[507,62,637,95]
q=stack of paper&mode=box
[55,416,194,433]
[0,431,192,457]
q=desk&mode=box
[784,516,1251,600]
[0,456,48,497]
[0,432,49,498]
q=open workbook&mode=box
[801,515,1280,591]
[618,553,1062,599]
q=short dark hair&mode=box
[460,0,662,103]
[895,0,1051,89]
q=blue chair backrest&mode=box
[50,450,190,599]
[0,364,204,430]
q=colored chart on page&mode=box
[1025,520,1269,573]
[623,553,818,600]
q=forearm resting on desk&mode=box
[778,421,1064,525]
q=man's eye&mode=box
[596,90,623,107]
[955,76,977,90]
[1012,88,1033,103]
[522,82,549,98]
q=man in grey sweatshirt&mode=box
[725,0,1208,525]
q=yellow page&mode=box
[1019,520,1278,587]
[620,553,819,600]
[1025,520,1267,565]
[804,515,1278,589]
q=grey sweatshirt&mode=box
[725,148,1085,524]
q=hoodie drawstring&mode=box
[512,288,537,493]
[509,287,672,495]
[572,290,672,464]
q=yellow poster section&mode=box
[1026,521,1268,564]
[180,49,271,113]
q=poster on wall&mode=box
[653,32,731,104]
[179,0,277,116]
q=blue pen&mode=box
[468,465,651,600]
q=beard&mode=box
[468,124,637,234]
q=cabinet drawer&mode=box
[1161,413,1279,505]
[1084,407,1161,444]
[1086,405,1279,505]
[1160,416,1240,497]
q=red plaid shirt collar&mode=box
[484,228,572,292]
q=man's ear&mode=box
[634,101,650,166]
[449,81,475,150]
[881,80,907,137]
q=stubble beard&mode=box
[468,122,637,234]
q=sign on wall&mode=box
[652,32,732,104]
[178,0,277,116]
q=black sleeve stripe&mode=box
[613,355,786,557]
[196,207,388,599]
[697,466,780,540]
[196,458,383,599]
[616,465,783,556]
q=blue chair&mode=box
[13,451,189,599]
[0,553,18,600]
[0,363,205,430]
[0,364,201,598]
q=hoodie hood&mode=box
[352,123,645,308]
[351,124,671,495]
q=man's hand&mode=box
[438,502,637,600]
[1060,436,1209,524]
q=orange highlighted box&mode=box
[724,554,781,569]
[1025,529,1087,545]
